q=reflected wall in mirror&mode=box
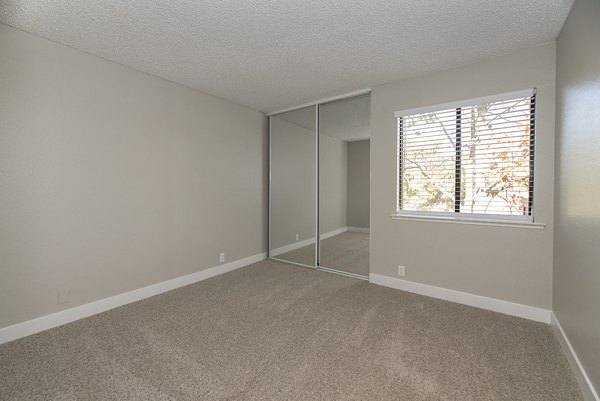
[319,95,370,277]
[270,106,316,267]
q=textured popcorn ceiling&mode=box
[0,1,573,112]
[277,95,370,141]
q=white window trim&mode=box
[390,211,545,229]
[394,88,540,226]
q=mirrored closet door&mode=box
[269,93,370,279]
[269,106,317,268]
[318,95,370,278]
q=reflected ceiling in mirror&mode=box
[276,94,370,142]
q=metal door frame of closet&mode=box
[268,88,371,279]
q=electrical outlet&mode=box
[295,233,299,241]
[219,253,225,263]
[58,288,70,304]
[398,265,406,276]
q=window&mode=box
[395,90,536,222]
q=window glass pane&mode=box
[460,98,532,215]
[401,109,457,212]
[397,94,534,218]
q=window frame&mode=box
[393,89,540,226]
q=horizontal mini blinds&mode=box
[397,92,535,217]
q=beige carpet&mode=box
[276,231,369,276]
[0,260,582,401]
[275,243,316,267]
[320,232,369,276]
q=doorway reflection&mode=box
[318,95,370,277]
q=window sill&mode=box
[390,214,546,229]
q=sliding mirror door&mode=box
[270,106,317,267]
[318,95,370,277]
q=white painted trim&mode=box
[390,214,545,229]
[267,88,371,116]
[369,273,551,323]
[551,313,599,401]
[270,227,347,256]
[320,226,347,240]
[270,237,316,257]
[346,227,370,233]
[0,252,266,345]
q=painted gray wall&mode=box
[370,43,556,308]
[320,134,348,235]
[270,116,316,250]
[0,23,267,329]
[347,140,370,229]
[555,0,600,393]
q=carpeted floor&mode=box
[276,232,369,276]
[0,260,582,401]
[320,232,369,276]
[274,242,316,268]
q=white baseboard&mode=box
[270,227,347,256]
[270,238,315,257]
[551,313,599,401]
[0,252,266,345]
[347,227,370,233]
[320,227,347,240]
[369,273,551,323]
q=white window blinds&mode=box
[396,90,536,220]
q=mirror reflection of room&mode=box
[319,95,370,277]
[269,106,316,267]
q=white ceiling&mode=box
[321,95,370,142]
[275,95,370,142]
[0,1,573,113]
